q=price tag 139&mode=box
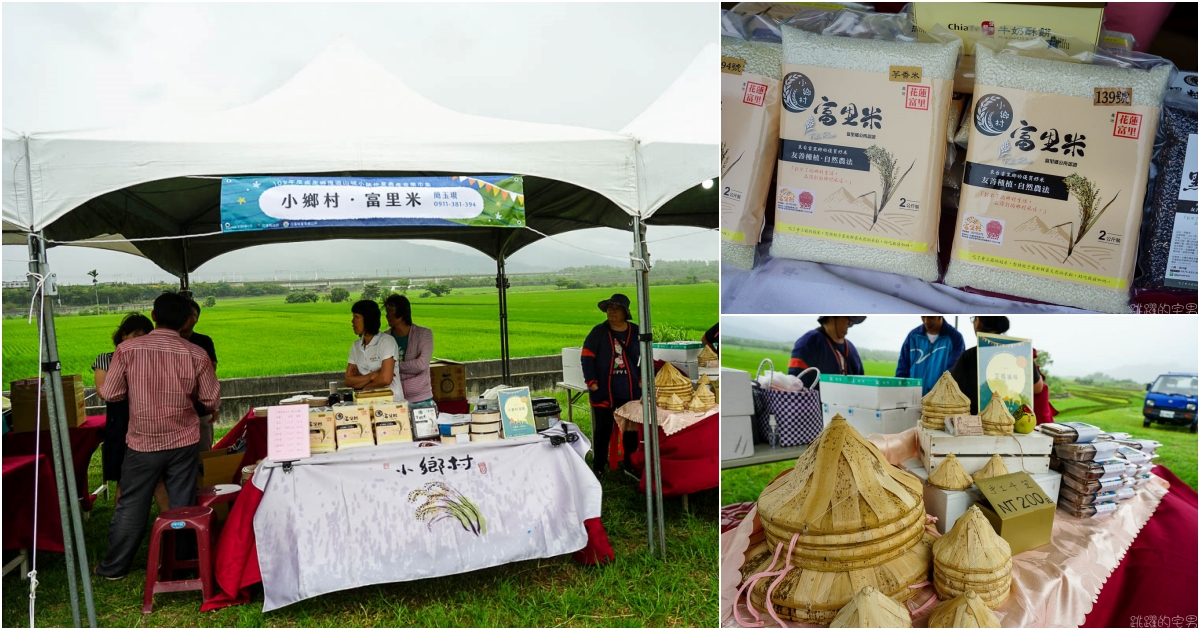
[721,56,745,75]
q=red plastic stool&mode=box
[197,484,241,539]
[142,506,214,614]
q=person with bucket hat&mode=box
[581,293,642,478]
[787,316,865,389]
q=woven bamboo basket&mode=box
[934,575,1011,609]
[923,372,971,410]
[662,393,686,412]
[745,416,935,623]
[932,505,1012,607]
[934,566,1011,593]
[830,585,913,628]
[655,362,694,407]
[928,590,1002,628]
[935,558,1012,583]
[972,454,1010,481]
[694,383,717,410]
[928,453,974,491]
[698,344,719,367]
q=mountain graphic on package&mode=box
[497,387,537,438]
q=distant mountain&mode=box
[1062,361,1198,385]
[823,187,873,213]
[1013,216,1068,244]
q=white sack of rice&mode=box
[770,20,960,282]
[945,44,1171,313]
[721,14,783,270]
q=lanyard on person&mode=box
[823,334,848,375]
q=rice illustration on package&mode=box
[334,405,374,450]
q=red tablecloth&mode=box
[3,415,106,497]
[203,450,615,611]
[720,464,1198,625]
[629,412,719,497]
[2,454,66,552]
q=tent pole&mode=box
[179,239,191,298]
[632,215,666,556]
[28,233,97,627]
[496,251,511,383]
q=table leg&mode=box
[2,549,28,579]
[682,494,689,514]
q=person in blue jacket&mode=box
[581,294,642,478]
[788,317,865,389]
[895,316,965,395]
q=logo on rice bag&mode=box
[975,94,1014,136]
[961,214,1004,245]
[777,187,815,215]
[782,72,815,113]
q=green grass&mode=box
[2,390,718,627]
[720,375,1198,506]
[3,285,718,387]
[718,344,898,379]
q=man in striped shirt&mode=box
[94,292,221,580]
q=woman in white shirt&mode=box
[345,300,404,401]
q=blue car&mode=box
[1143,372,1198,433]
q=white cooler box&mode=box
[722,415,755,461]
[720,368,754,417]
[819,374,922,410]
[653,341,703,364]
[823,403,920,436]
[903,458,1062,534]
[562,347,585,389]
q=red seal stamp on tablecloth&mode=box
[905,84,930,110]
[1113,111,1142,139]
[744,81,767,107]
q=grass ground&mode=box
[3,284,717,387]
[2,390,718,628]
[720,348,1198,505]
[717,345,894,378]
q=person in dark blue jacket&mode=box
[895,316,965,395]
[581,294,642,477]
[788,317,865,388]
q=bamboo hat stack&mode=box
[698,344,719,368]
[655,362,694,408]
[662,393,687,412]
[980,393,1015,436]
[920,372,971,430]
[928,453,974,491]
[743,415,934,623]
[690,384,717,412]
[973,455,1009,482]
[830,586,913,628]
[932,506,1012,608]
[928,590,1002,628]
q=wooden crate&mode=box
[918,426,1053,476]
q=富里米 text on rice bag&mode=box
[769,9,961,282]
[945,41,1173,313]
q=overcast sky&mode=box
[1,3,716,284]
[722,314,1200,382]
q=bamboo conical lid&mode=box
[654,363,694,407]
[687,392,710,413]
[923,372,971,412]
[661,393,686,412]
[830,585,913,628]
[697,374,713,389]
[928,590,1002,628]
[928,454,974,491]
[934,506,1011,575]
[980,393,1015,436]
[694,383,716,409]
[744,533,933,624]
[757,416,927,569]
[698,344,719,366]
[655,361,691,387]
[973,455,1009,482]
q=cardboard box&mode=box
[561,348,586,389]
[308,409,337,454]
[653,341,704,364]
[9,375,88,433]
[823,403,920,436]
[429,359,466,402]
[333,405,374,450]
[904,459,1060,534]
[722,415,755,461]
[976,471,1056,554]
[720,368,754,417]
[372,401,412,445]
[819,374,922,411]
[919,425,1053,475]
[198,449,244,488]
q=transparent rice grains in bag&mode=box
[769,9,961,282]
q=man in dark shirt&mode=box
[182,299,219,450]
[788,316,865,389]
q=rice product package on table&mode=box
[945,41,1173,312]
[770,9,961,282]
[721,11,783,270]
[1132,73,1197,304]
[1057,498,1120,518]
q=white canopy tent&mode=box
[5,37,716,623]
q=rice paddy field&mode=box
[2,284,718,387]
[1,389,718,628]
[720,347,1198,506]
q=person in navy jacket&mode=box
[581,294,642,477]
[788,317,865,389]
[895,316,965,395]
